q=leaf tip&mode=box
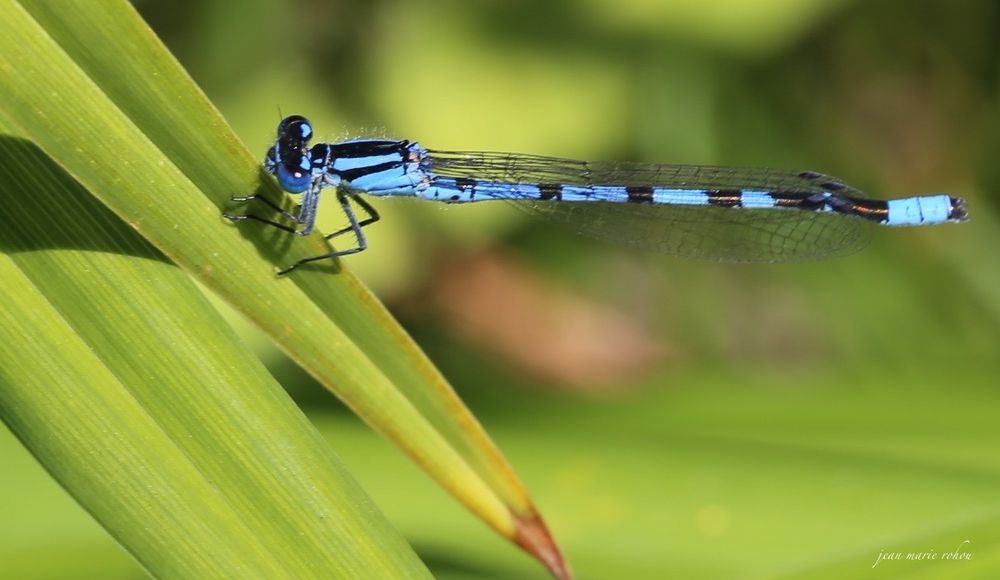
[513,512,572,580]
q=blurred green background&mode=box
[3,0,998,578]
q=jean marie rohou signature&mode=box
[872,540,972,568]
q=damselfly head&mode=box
[269,116,314,193]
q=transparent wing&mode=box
[426,150,865,196]
[516,200,867,262]
[425,150,870,262]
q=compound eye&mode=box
[276,156,312,193]
[277,115,313,143]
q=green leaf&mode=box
[0,0,567,576]
[0,135,429,577]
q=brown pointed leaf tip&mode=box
[514,512,572,580]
